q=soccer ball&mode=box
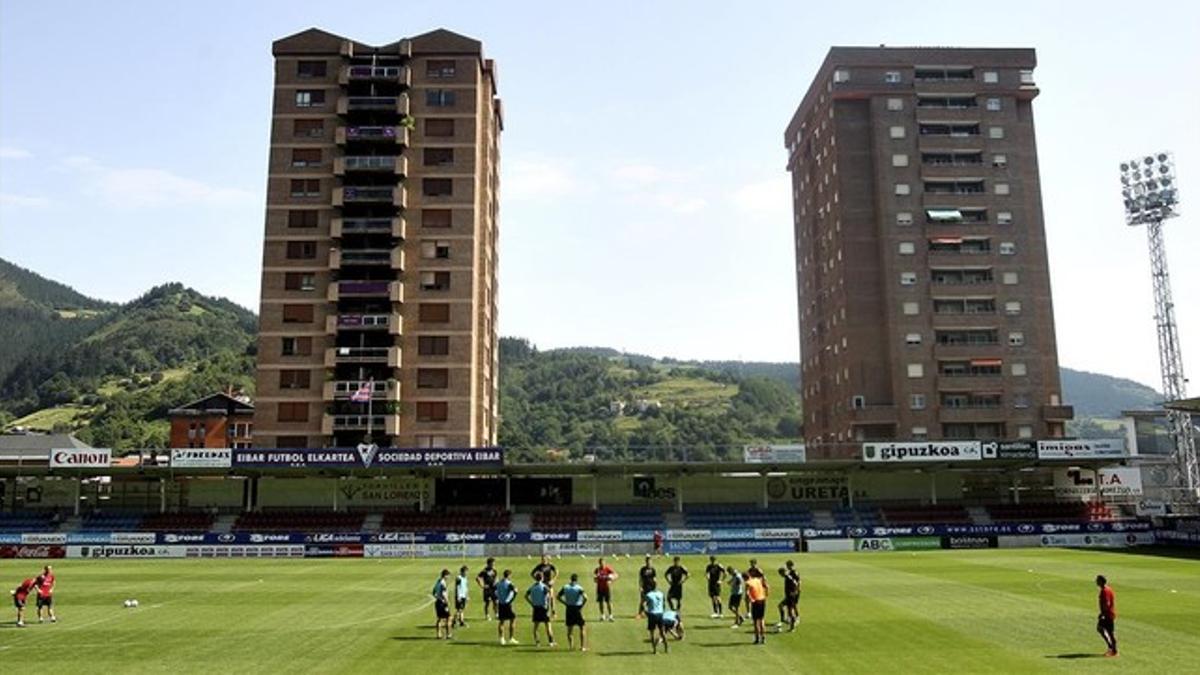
[132,599,139,607]
[123,600,133,608]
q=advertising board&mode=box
[862,442,982,463]
[169,448,232,469]
[1037,439,1127,460]
[50,448,112,468]
[743,444,807,464]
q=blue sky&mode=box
[1,0,1197,391]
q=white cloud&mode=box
[0,146,33,159]
[612,163,671,185]
[0,193,50,207]
[655,193,708,214]
[504,157,577,201]
[732,175,790,217]
[62,155,255,208]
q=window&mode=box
[418,336,451,356]
[999,241,1016,255]
[989,126,1005,139]
[425,118,455,137]
[416,435,449,448]
[833,69,850,83]
[905,332,922,345]
[1017,424,1033,439]
[427,59,457,78]
[425,90,457,107]
[275,435,307,448]
[900,272,917,286]
[285,241,317,259]
[892,154,909,167]
[1001,271,1019,285]
[297,60,327,78]
[1008,331,1025,347]
[417,368,450,389]
[279,370,311,390]
[902,301,920,316]
[291,148,321,167]
[281,304,314,323]
[995,183,1011,196]
[420,271,451,290]
[281,337,312,356]
[896,212,914,226]
[421,240,451,259]
[422,208,452,229]
[277,402,309,422]
[1019,69,1035,84]
[416,401,449,422]
[295,90,325,108]
[884,71,901,83]
[887,97,904,111]
[983,71,999,83]
[288,210,318,228]
[907,363,924,378]
[423,148,454,166]
[423,178,453,197]
[986,98,1001,111]
[1005,301,1022,315]
[290,179,320,198]
[1012,393,1031,409]
[889,126,906,139]
[910,394,926,410]
[992,154,1007,168]
[293,119,323,137]
[898,242,915,255]
[284,272,316,290]
[997,211,1013,225]
[419,303,451,323]
[1011,362,1027,377]
[895,183,911,195]
[911,426,929,439]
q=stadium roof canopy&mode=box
[1164,397,1200,413]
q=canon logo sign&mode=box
[49,448,113,468]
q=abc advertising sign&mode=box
[1037,439,1127,460]
[170,448,232,469]
[862,441,982,463]
[231,447,504,469]
[50,448,112,468]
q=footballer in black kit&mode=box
[476,557,499,620]
[636,555,656,617]
[778,562,801,631]
[664,556,689,611]
[531,554,558,616]
[705,555,725,617]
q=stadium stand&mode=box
[881,504,971,524]
[0,510,58,533]
[380,507,510,532]
[595,505,667,530]
[987,502,1095,523]
[529,506,596,532]
[81,511,145,532]
[832,504,883,527]
[232,510,365,532]
[683,504,815,529]
[140,512,216,532]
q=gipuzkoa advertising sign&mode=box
[863,441,982,462]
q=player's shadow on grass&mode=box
[597,650,652,656]
[1047,653,1103,660]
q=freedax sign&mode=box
[170,448,232,469]
[1037,439,1126,460]
[863,441,981,463]
[50,448,112,468]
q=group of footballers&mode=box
[9,565,56,627]
[431,553,802,653]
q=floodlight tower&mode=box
[1119,152,1198,501]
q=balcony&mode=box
[337,94,410,116]
[334,155,408,177]
[938,407,1004,423]
[324,345,401,368]
[339,65,411,86]
[321,414,401,436]
[323,379,400,401]
[336,125,410,146]
[326,313,401,335]
[331,216,405,239]
[334,185,405,207]
[1042,404,1075,421]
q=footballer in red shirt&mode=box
[593,557,617,622]
[1096,574,1117,657]
[11,577,36,627]
[37,565,57,624]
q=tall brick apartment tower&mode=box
[784,47,1072,457]
[253,28,501,449]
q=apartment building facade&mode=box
[253,28,501,449]
[784,47,1072,457]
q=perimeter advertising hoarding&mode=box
[1036,439,1127,460]
[743,444,807,464]
[169,448,232,469]
[766,475,849,502]
[980,440,1037,460]
[230,447,504,469]
[862,442,982,463]
[49,448,112,468]
[1053,467,1143,499]
[854,536,942,552]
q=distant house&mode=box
[168,392,253,449]
[0,432,92,465]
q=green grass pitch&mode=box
[2,549,1198,673]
